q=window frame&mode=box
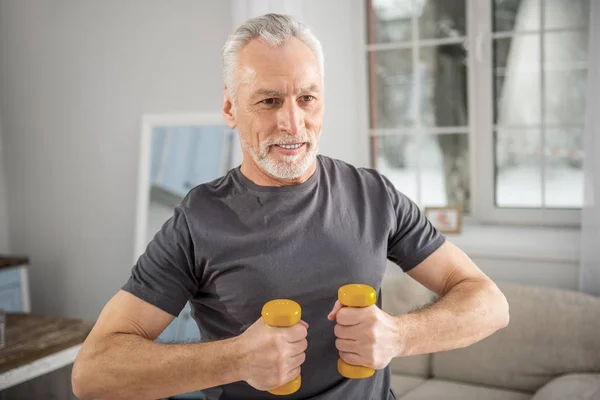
[361,0,583,227]
[470,0,581,227]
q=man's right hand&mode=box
[237,316,309,391]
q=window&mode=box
[365,0,590,226]
[366,0,471,212]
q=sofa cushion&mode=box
[398,379,532,400]
[381,270,438,315]
[531,373,600,400]
[382,271,437,378]
[432,283,600,393]
[390,374,426,398]
[389,355,430,378]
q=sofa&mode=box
[381,272,600,400]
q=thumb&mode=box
[298,319,309,329]
[327,300,344,321]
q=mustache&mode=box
[262,136,313,147]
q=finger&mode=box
[335,307,363,326]
[334,323,356,340]
[287,323,308,342]
[289,352,307,370]
[298,319,309,329]
[339,351,364,367]
[286,366,302,382]
[327,300,343,321]
[335,338,356,353]
[288,338,308,356]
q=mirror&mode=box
[133,113,238,263]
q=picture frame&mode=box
[424,206,463,234]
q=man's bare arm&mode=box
[396,240,509,357]
[71,290,245,400]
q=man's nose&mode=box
[277,101,304,136]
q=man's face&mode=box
[223,37,324,181]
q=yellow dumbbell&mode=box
[337,284,377,379]
[261,299,302,395]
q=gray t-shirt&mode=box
[122,155,445,400]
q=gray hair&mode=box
[221,13,325,105]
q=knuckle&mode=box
[299,325,308,337]
[366,328,377,341]
[299,352,307,365]
[276,330,287,341]
[369,310,379,323]
[340,352,352,364]
[334,325,342,337]
[367,343,377,355]
[275,334,287,347]
[338,308,349,321]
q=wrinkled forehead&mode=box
[235,38,323,95]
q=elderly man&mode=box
[72,13,509,400]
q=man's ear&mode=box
[222,87,236,129]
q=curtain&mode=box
[579,0,600,296]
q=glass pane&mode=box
[494,0,539,32]
[373,134,470,212]
[420,44,468,127]
[545,0,589,29]
[495,128,542,207]
[420,133,470,212]
[418,0,466,39]
[374,135,419,203]
[545,31,588,64]
[544,31,588,125]
[494,36,541,125]
[367,0,414,44]
[544,128,584,208]
[368,49,414,129]
[544,68,587,125]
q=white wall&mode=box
[0,6,9,252]
[0,0,231,320]
[0,114,10,253]
[304,0,370,168]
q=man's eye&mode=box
[261,98,279,105]
[301,95,315,102]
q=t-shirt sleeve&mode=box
[121,205,199,317]
[382,175,446,272]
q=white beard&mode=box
[242,136,318,180]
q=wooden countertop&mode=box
[0,313,93,374]
[0,255,29,270]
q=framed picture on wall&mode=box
[424,206,463,234]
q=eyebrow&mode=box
[251,84,320,99]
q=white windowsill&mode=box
[446,222,581,263]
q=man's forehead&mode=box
[235,39,322,86]
[238,63,322,85]
[249,83,321,97]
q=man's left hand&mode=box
[327,301,405,370]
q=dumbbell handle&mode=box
[337,284,377,379]
[261,299,302,396]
